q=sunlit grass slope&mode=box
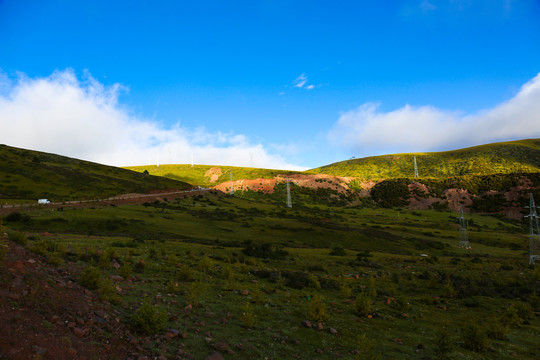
[125,164,301,187]
[0,144,191,201]
[309,139,540,179]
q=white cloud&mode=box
[328,73,540,156]
[293,73,307,88]
[306,85,315,90]
[0,69,306,170]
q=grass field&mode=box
[0,144,191,202]
[124,164,301,188]
[309,138,540,180]
[4,191,539,359]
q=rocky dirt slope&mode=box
[0,236,134,359]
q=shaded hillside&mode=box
[125,164,301,187]
[0,145,192,201]
[309,139,540,180]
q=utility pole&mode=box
[414,156,419,178]
[458,206,470,249]
[525,193,540,265]
[230,172,234,196]
[286,177,292,208]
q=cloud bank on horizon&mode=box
[0,70,305,170]
[329,73,540,156]
[2,69,540,170]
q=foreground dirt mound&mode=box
[0,238,133,360]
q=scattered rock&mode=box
[302,320,312,328]
[32,345,46,355]
[165,329,179,338]
[241,289,249,296]
[316,322,323,331]
[73,327,86,337]
[205,352,225,360]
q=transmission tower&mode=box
[230,172,234,195]
[458,206,470,249]
[286,177,292,208]
[413,156,419,178]
[524,193,540,265]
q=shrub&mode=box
[119,262,132,279]
[514,302,533,322]
[340,283,352,298]
[186,281,206,307]
[133,260,145,273]
[78,266,102,290]
[177,264,195,281]
[308,275,321,289]
[131,297,166,335]
[240,302,255,328]
[48,253,63,266]
[307,295,329,322]
[198,255,213,272]
[251,285,263,304]
[329,246,346,256]
[393,296,409,312]
[485,316,509,340]
[461,321,488,352]
[355,333,380,360]
[8,231,27,246]
[434,325,454,359]
[367,276,377,298]
[221,264,235,281]
[353,292,372,316]
[99,278,122,304]
[442,282,456,298]
[166,279,180,294]
[529,292,540,311]
[242,242,288,260]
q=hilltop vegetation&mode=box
[0,144,191,202]
[309,139,540,180]
[125,164,301,187]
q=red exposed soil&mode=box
[0,239,133,359]
[212,174,358,194]
[204,167,223,183]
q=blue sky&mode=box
[1,0,540,169]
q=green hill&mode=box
[124,164,301,187]
[0,145,192,201]
[309,139,540,179]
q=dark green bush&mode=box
[371,179,410,208]
[329,246,346,256]
[78,266,102,290]
[242,243,288,260]
[131,297,167,335]
[461,321,488,352]
[8,231,27,246]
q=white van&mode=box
[38,199,51,204]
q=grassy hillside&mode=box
[309,139,540,180]
[3,193,539,359]
[125,164,300,187]
[0,145,192,201]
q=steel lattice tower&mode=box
[458,206,470,249]
[230,172,234,195]
[414,156,419,178]
[525,193,540,265]
[286,177,292,208]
